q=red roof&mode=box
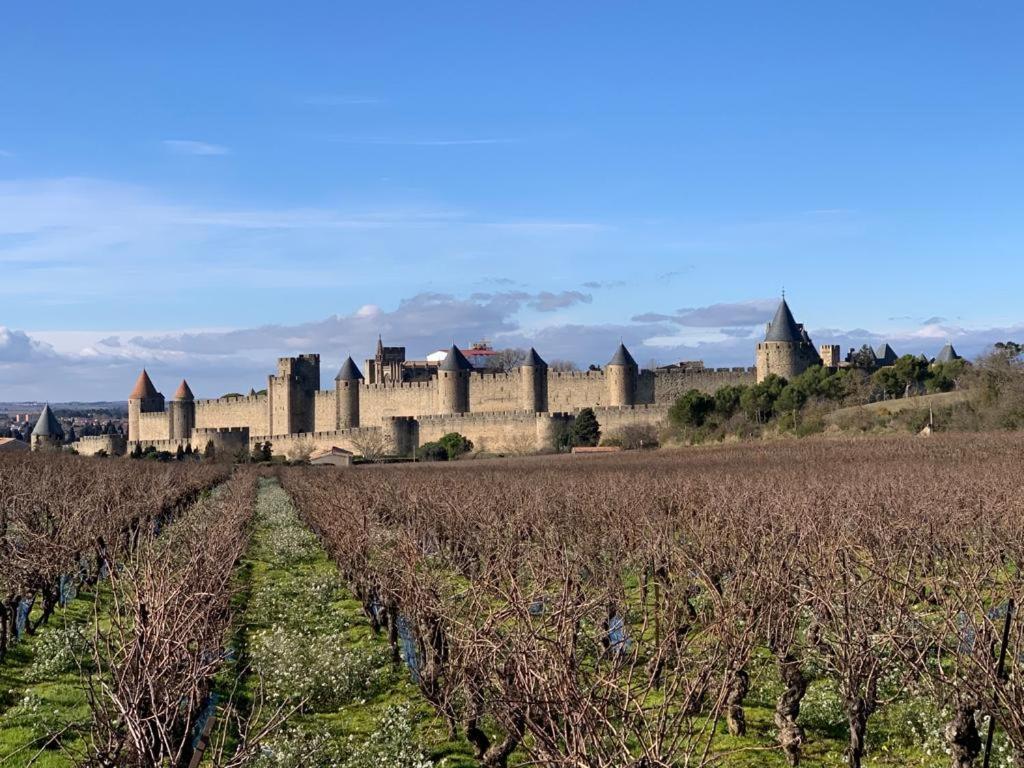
[129,370,159,399]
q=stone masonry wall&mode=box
[416,411,543,454]
[547,371,610,410]
[196,394,269,435]
[137,411,170,441]
[469,371,525,412]
[360,381,437,424]
[645,367,756,402]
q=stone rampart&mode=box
[74,434,127,457]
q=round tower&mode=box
[520,347,548,412]
[437,345,472,414]
[755,297,820,382]
[30,404,64,451]
[335,357,364,428]
[606,343,638,406]
[127,370,165,443]
[169,379,195,440]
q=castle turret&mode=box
[437,345,472,414]
[127,370,165,442]
[30,404,64,451]
[335,357,364,428]
[520,347,548,412]
[755,297,821,382]
[606,343,638,406]
[169,379,196,441]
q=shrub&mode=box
[569,408,601,447]
[668,389,715,428]
[416,442,449,461]
[437,432,473,460]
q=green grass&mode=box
[0,591,99,767]
[223,478,477,766]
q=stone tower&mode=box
[268,354,320,435]
[30,404,64,451]
[128,370,165,442]
[520,347,548,413]
[437,345,472,414]
[755,298,821,382]
[606,343,638,406]
[335,357,364,429]
[169,379,196,440]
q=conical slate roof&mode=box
[935,344,962,363]
[129,370,159,399]
[608,343,637,367]
[764,299,802,343]
[521,347,547,368]
[335,356,364,381]
[32,404,64,439]
[174,379,195,400]
[440,345,473,372]
[875,343,898,365]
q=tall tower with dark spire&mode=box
[755,297,821,382]
[606,343,638,406]
[437,345,472,413]
[335,357,364,428]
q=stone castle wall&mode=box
[137,410,171,441]
[195,394,269,435]
[360,381,437,424]
[74,434,127,457]
[644,366,756,401]
[547,370,610,410]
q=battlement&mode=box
[193,426,249,436]
[416,409,541,423]
[362,379,436,391]
[549,370,607,380]
[196,393,266,406]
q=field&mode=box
[2,433,1023,768]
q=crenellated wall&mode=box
[547,370,610,410]
[644,366,756,401]
[74,434,127,457]
[360,380,438,424]
[195,394,270,435]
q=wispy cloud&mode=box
[162,139,230,156]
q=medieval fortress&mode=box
[62,298,945,458]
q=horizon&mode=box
[3,2,1023,400]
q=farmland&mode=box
[2,434,1023,767]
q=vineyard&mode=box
[2,434,1024,767]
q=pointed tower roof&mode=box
[440,345,473,371]
[764,298,802,343]
[249,387,257,396]
[608,343,637,367]
[376,334,384,356]
[875,343,898,365]
[129,370,159,400]
[935,343,962,363]
[32,405,64,438]
[335,356,364,381]
[174,379,194,401]
[521,347,547,368]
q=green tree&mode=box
[570,408,601,447]
[713,384,746,418]
[669,389,715,428]
[740,374,786,423]
[776,383,808,414]
[437,432,473,460]
[926,359,966,393]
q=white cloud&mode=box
[162,139,230,156]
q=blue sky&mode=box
[2,2,1023,399]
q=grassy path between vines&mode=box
[227,477,475,767]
